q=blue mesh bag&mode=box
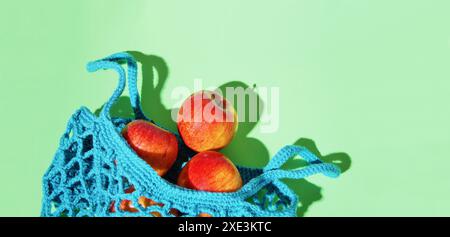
[41,52,341,217]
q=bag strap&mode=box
[86,52,147,120]
[264,145,321,170]
[236,145,340,197]
[263,145,340,177]
[86,58,126,120]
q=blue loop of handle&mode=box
[86,60,126,120]
[86,52,147,120]
[236,160,340,197]
[263,145,341,178]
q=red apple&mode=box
[122,120,178,176]
[177,90,237,152]
[177,151,243,193]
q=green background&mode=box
[1,0,449,216]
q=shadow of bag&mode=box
[41,52,340,217]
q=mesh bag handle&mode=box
[263,145,340,178]
[235,145,340,197]
[86,52,148,120]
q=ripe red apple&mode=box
[177,151,243,193]
[177,90,238,152]
[122,120,178,176]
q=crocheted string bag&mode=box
[41,52,341,217]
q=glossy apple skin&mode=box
[177,151,243,193]
[122,120,178,176]
[177,90,238,152]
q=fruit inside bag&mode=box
[41,52,340,217]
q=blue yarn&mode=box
[41,52,341,217]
